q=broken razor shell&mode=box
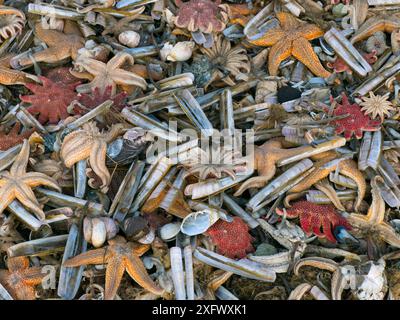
[324,27,372,77]
[193,247,276,282]
[7,234,68,257]
[359,130,382,171]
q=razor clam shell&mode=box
[367,0,400,4]
[277,137,346,166]
[173,89,213,136]
[306,189,357,204]
[117,0,158,9]
[378,157,400,187]
[7,200,44,232]
[124,45,159,58]
[0,283,13,300]
[156,73,194,91]
[329,172,358,189]
[215,286,238,300]
[185,174,252,200]
[57,223,88,300]
[110,161,145,222]
[35,188,104,215]
[66,100,113,131]
[146,138,198,164]
[257,218,301,251]
[193,247,276,282]
[170,247,186,300]
[247,159,314,212]
[28,3,83,20]
[121,107,182,142]
[310,286,329,300]
[220,89,235,135]
[0,144,21,172]
[359,131,382,170]
[324,28,372,76]
[73,160,87,199]
[187,200,231,221]
[7,234,68,257]
[249,243,306,273]
[130,157,173,212]
[222,194,259,229]
[184,245,195,300]
[244,3,275,40]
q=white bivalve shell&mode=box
[118,31,141,48]
[159,222,181,241]
[83,216,119,248]
[160,41,195,62]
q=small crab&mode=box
[330,94,381,140]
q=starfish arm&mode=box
[60,135,90,161]
[0,67,29,85]
[365,176,385,223]
[267,39,292,76]
[104,255,125,300]
[10,140,29,176]
[125,254,164,296]
[63,248,107,267]
[20,267,46,286]
[89,140,110,192]
[75,57,106,76]
[289,167,332,193]
[234,176,271,196]
[276,12,300,30]
[111,69,147,90]
[22,172,60,191]
[347,213,370,228]
[20,47,72,66]
[294,257,339,275]
[339,160,366,212]
[248,28,285,47]
[377,223,400,248]
[315,179,345,211]
[107,52,134,70]
[300,24,325,41]
[0,184,16,215]
[62,142,92,168]
[7,256,29,272]
[15,184,45,220]
[292,37,331,78]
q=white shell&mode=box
[91,218,107,248]
[160,42,195,62]
[100,217,119,239]
[160,222,181,241]
[118,31,140,48]
[180,210,220,236]
[138,228,156,244]
[83,217,93,243]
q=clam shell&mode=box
[119,31,140,48]
[91,218,107,248]
[160,222,182,241]
[180,210,220,236]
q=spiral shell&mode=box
[118,31,140,48]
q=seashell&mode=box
[77,40,110,62]
[160,222,181,241]
[366,32,388,55]
[160,42,195,62]
[123,216,150,241]
[255,81,278,103]
[90,218,107,248]
[118,31,141,48]
[180,209,220,236]
[83,217,119,248]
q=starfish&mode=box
[276,201,352,243]
[0,122,34,151]
[60,122,124,193]
[289,158,366,212]
[0,256,46,300]
[234,139,334,196]
[351,12,400,44]
[0,5,25,44]
[73,52,147,95]
[0,54,35,85]
[16,21,85,68]
[347,176,400,248]
[63,236,164,300]
[248,12,330,78]
[0,139,60,220]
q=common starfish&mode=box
[0,256,46,300]
[248,12,331,78]
[0,54,34,85]
[347,176,400,248]
[351,12,400,44]
[289,158,366,212]
[234,139,334,196]
[276,201,352,243]
[0,139,60,220]
[16,21,85,67]
[73,52,147,95]
[330,94,381,140]
[60,122,124,193]
[0,122,34,151]
[63,236,164,300]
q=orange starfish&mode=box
[248,12,330,78]
[16,21,84,67]
[63,236,164,300]
[289,158,366,212]
[0,256,46,300]
[0,54,35,85]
